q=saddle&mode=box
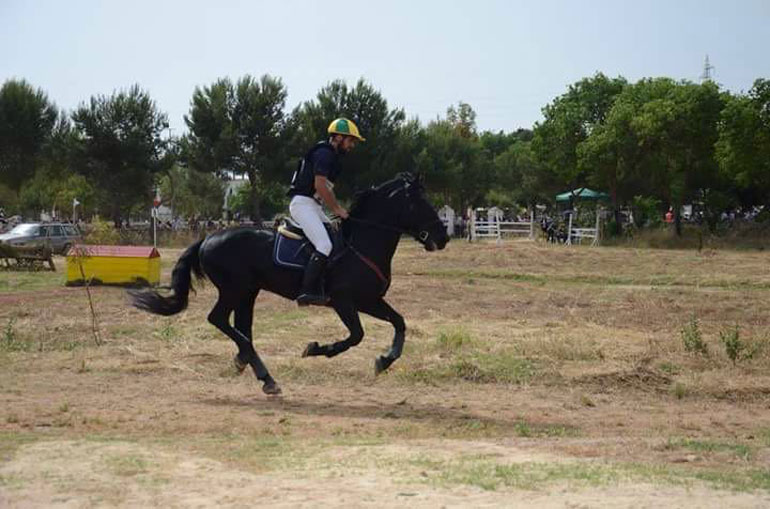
[273,218,344,270]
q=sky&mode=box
[1,0,769,134]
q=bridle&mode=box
[339,216,444,296]
[337,178,444,293]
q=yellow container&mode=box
[66,245,160,287]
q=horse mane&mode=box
[348,172,420,218]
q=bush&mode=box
[681,316,708,356]
[83,216,120,245]
[719,326,766,365]
[632,195,662,228]
[720,326,743,365]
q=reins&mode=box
[339,216,444,295]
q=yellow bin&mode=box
[66,245,161,287]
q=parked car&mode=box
[0,222,82,254]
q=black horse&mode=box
[131,173,449,395]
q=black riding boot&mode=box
[297,251,329,306]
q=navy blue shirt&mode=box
[288,141,343,198]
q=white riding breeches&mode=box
[289,195,332,256]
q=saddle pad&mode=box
[273,234,312,270]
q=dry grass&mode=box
[1,238,770,505]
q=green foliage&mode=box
[666,437,752,460]
[83,216,120,245]
[631,195,662,228]
[533,73,627,191]
[671,382,688,400]
[715,79,770,211]
[71,85,170,225]
[404,350,537,385]
[158,165,224,219]
[416,109,491,210]
[436,328,473,351]
[4,73,770,232]
[0,79,59,191]
[227,180,287,220]
[720,325,743,365]
[286,78,408,195]
[19,170,94,219]
[1,317,29,352]
[182,75,287,221]
[0,183,19,214]
[680,316,708,356]
[718,325,765,365]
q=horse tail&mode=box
[131,239,206,316]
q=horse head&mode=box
[349,173,449,251]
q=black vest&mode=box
[287,141,342,198]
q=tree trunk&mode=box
[674,202,682,237]
[610,170,622,235]
[247,170,261,223]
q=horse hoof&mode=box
[263,381,282,396]
[374,357,385,376]
[301,342,319,358]
[233,355,247,374]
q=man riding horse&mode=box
[288,118,365,306]
[131,120,449,396]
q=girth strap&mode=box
[347,244,390,295]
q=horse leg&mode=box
[357,299,405,375]
[208,295,280,395]
[232,291,259,374]
[301,300,363,358]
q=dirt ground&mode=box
[1,239,770,508]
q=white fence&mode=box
[468,209,535,243]
[564,210,601,246]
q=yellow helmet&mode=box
[327,118,365,142]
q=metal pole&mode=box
[529,208,534,239]
[153,207,157,248]
[594,206,601,246]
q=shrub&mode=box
[83,216,120,245]
[681,316,708,356]
[720,326,743,365]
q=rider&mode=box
[287,117,365,306]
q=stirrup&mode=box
[297,292,330,306]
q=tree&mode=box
[716,79,770,211]
[532,73,627,193]
[492,140,552,208]
[447,102,477,138]
[158,165,225,220]
[19,170,94,219]
[0,79,59,192]
[632,80,724,234]
[416,106,490,211]
[183,75,287,221]
[71,85,170,226]
[578,86,645,233]
[227,181,287,221]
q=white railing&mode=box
[564,210,601,246]
[567,227,599,246]
[469,210,535,242]
[499,221,533,237]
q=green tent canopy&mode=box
[555,188,610,202]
